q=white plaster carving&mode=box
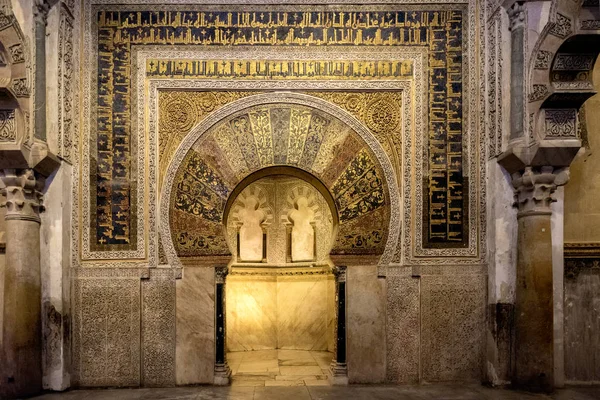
[288,197,315,262]
[238,197,266,263]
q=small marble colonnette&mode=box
[29,384,600,400]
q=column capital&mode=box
[0,168,45,223]
[505,1,526,31]
[511,166,569,218]
[33,0,53,25]
[333,265,347,282]
[214,265,229,284]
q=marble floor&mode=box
[29,384,600,400]
[227,349,333,387]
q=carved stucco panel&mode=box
[73,275,141,387]
[386,275,420,383]
[420,274,486,381]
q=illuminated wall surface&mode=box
[226,176,335,352]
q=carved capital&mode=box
[506,1,526,31]
[333,265,347,283]
[33,0,51,25]
[511,166,569,217]
[215,265,229,284]
[0,168,45,222]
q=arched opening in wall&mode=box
[161,92,398,386]
[224,167,337,386]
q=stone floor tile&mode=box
[264,380,304,386]
[242,350,278,362]
[275,375,325,381]
[230,380,265,387]
[194,387,255,400]
[279,366,324,376]
[28,384,600,400]
[278,359,319,366]
[237,360,279,373]
[304,379,330,386]
[253,386,312,400]
[277,350,315,360]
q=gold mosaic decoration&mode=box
[158,91,259,187]
[158,91,403,189]
[168,103,390,257]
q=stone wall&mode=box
[563,59,600,384]
[385,269,486,384]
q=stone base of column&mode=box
[329,361,348,385]
[213,362,231,385]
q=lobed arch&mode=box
[528,0,600,146]
[159,92,399,268]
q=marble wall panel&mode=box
[277,276,329,351]
[564,264,600,382]
[386,276,420,383]
[142,271,176,387]
[347,265,386,383]
[176,267,215,385]
[421,274,486,382]
[73,275,140,387]
[226,275,277,351]
[226,274,332,352]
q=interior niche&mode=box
[225,174,336,352]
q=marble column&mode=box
[329,265,348,385]
[505,0,526,141]
[214,266,231,385]
[511,166,568,391]
[0,169,45,399]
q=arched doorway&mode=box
[159,92,398,385]
[224,169,336,386]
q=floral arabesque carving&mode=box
[0,168,45,222]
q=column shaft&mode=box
[330,265,348,385]
[1,169,45,399]
[514,214,554,390]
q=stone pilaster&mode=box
[505,1,526,141]
[0,169,45,399]
[330,265,348,385]
[214,265,231,385]
[511,166,568,391]
[33,0,53,142]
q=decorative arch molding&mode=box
[160,92,399,269]
[0,0,57,176]
[529,0,600,111]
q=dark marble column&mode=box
[511,166,568,391]
[0,169,45,399]
[214,266,231,385]
[505,1,526,141]
[330,265,348,385]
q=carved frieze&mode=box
[529,84,549,102]
[8,43,24,63]
[549,14,572,39]
[0,109,16,142]
[534,50,552,70]
[58,8,74,163]
[581,20,600,30]
[553,54,595,71]
[11,77,29,97]
[544,109,577,138]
